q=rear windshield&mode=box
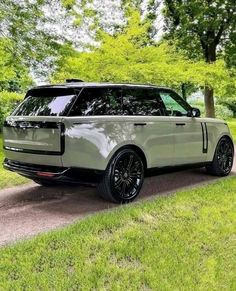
[12,88,77,116]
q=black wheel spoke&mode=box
[216,139,234,174]
[127,155,134,171]
[111,151,144,201]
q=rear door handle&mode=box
[134,123,147,126]
[176,123,186,126]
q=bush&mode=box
[0,91,23,131]
[220,100,236,117]
[215,104,234,119]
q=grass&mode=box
[228,119,236,143]
[0,177,236,290]
[0,134,29,189]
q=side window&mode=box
[69,88,122,116]
[159,91,190,116]
[122,88,164,116]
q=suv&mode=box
[3,81,234,203]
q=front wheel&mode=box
[97,148,144,203]
[206,137,234,176]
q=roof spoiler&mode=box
[66,79,84,83]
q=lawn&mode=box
[0,177,235,290]
[0,134,29,189]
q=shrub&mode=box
[0,91,23,131]
[215,104,234,119]
[220,100,236,117]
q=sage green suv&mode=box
[3,81,234,203]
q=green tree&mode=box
[163,0,236,117]
[52,10,234,102]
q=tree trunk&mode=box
[204,86,215,118]
[181,83,187,101]
[204,41,216,118]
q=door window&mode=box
[122,88,165,116]
[159,91,190,116]
[69,87,122,116]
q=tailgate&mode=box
[3,116,64,166]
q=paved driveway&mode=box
[0,151,235,246]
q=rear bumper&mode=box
[3,159,103,186]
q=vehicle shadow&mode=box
[0,167,227,215]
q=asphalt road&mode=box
[0,151,235,246]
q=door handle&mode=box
[176,123,186,126]
[134,123,147,126]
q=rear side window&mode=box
[122,88,165,116]
[13,88,77,116]
[69,88,122,116]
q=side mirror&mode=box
[188,107,201,118]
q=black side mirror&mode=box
[187,107,201,118]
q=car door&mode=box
[121,87,175,168]
[159,89,206,165]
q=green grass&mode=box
[228,119,236,143]
[0,177,236,290]
[0,134,29,189]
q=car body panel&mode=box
[62,116,174,170]
[3,116,63,167]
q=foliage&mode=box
[0,177,236,289]
[228,119,236,143]
[0,38,32,92]
[0,0,72,81]
[220,99,236,117]
[0,91,24,130]
[52,11,236,101]
[215,104,234,120]
[163,0,236,62]
[163,0,236,117]
[188,101,234,120]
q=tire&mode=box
[206,137,234,176]
[33,179,60,187]
[97,148,145,203]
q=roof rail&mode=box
[66,79,84,83]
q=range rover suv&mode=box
[3,81,234,203]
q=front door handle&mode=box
[134,123,147,126]
[176,123,186,126]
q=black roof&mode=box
[32,82,172,91]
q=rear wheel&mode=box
[97,148,144,203]
[206,137,234,176]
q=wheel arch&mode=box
[106,144,148,171]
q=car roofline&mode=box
[29,82,173,91]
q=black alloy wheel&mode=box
[206,137,234,176]
[97,148,144,203]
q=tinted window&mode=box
[159,90,190,116]
[13,88,77,116]
[69,88,122,116]
[122,88,164,116]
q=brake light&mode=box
[37,172,56,177]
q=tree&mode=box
[52,10,234,102]
[163,0,236,117]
